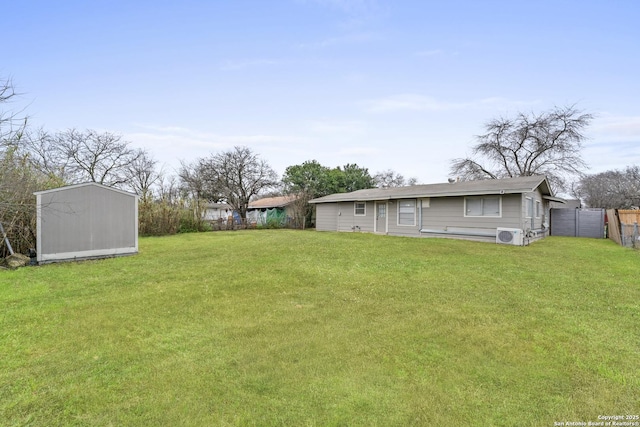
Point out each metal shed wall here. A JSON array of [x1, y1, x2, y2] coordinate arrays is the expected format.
[[35, 183, 138, 263], [314, 204, 339, 231], [550, 208, 604, 238]]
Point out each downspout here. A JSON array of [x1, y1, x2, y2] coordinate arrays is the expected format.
[[418, 199, 423, 230]]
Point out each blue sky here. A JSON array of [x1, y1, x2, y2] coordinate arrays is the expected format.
[[3, 0, 640, 186]]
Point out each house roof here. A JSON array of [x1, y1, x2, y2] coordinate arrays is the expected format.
[[205, 202, 232, 209], [248, 195, 298, 209], [33, 182, 139, 198], [309, 175, 556, 204]]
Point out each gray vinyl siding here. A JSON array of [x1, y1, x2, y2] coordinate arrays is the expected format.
[[521, 190, 546, 231], [315, 203, 338, 231], [314, 202, 376, 233], [421, 195, 521, 231], [336, 201, 375, 232], [416, 195, 521, 242], [314, 195, 525, 237], [36, 184, 137, 262], [387, 200, 419, 237]]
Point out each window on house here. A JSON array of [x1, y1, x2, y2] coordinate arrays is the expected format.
[[354, 202, 366, 216], [536, 200, 541, 218], [464, 196, 501, 217], [526, 197, 534, 218], [398, 199, 416, 225]]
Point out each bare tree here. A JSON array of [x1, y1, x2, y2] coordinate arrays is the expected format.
[[0, 77, 38, 256], [51, 129, 143, 187], [178, 159, 223, 202], [0, 147, 55, 256], [23, 128, 71, 184], [176, 159, 217, 230], [0, 77, 27, 148], [577, 166, 640, 208], [199, 146, 278, 221], [374, 169, 418, 188], [157, 173, 180, 203], [125, 150, 160, 200], [450, 105, 592, 192]]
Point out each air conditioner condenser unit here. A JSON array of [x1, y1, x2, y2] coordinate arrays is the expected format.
[[496, 228, 524, 246]]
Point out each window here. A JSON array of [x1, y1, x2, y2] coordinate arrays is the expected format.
[[354, 202, 366, 216], [526, 197, 534, 218], [398, 199, 416, 225], [535, 200, 541, 218], [464, 196, 501, 217]]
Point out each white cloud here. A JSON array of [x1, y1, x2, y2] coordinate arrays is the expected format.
[[125, 125, 308, 173], [591, 114, 640, 142]]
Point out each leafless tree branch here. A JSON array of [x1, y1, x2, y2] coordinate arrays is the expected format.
[[450, 105, 592, 192]]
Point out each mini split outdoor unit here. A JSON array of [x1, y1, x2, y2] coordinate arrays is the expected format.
[[496, 228, 524, 246]]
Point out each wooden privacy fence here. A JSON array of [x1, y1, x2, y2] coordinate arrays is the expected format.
[[607, 209, 640, 248]]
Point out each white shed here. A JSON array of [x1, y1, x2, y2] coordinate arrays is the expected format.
[[34, 183, 138, 264]]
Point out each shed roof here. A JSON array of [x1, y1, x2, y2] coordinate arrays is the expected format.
[[34, 182, 138, 198], [309, 175, 555, 204], [248, 195, 298, 209]]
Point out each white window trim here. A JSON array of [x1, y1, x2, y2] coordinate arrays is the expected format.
[[526, 197, 534, 219], [354, 201, 366, 216], [463, 196, 502, 218], [535, 200, 542, 218], [397, 199, 417, 226]]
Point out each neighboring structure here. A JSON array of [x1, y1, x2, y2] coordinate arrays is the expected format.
[[247, 195, 299, 227], [309, 175, 564, 245], [550, 198, 581, 209], [34, 183, 138, 263], [203, 202, 233, 222]]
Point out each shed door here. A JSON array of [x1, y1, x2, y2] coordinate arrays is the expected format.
[[375, 202, 387, 233]]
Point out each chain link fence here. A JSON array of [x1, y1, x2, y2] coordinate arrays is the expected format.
[[621, 222, 640, 248]]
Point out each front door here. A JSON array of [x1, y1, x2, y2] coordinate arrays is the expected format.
[[375, 202, 387, 233]]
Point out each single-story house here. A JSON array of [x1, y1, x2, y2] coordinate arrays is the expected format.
[[203, 202, 234, 221], [247, 195, 299, 226], [34, 182, 138, 263], [309, 175, 564, 245]]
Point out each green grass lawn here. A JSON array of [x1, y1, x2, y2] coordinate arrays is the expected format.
[[1, 231, 639, 426]]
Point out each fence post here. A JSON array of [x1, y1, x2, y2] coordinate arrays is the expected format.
[[634, 222, 639, 249]]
